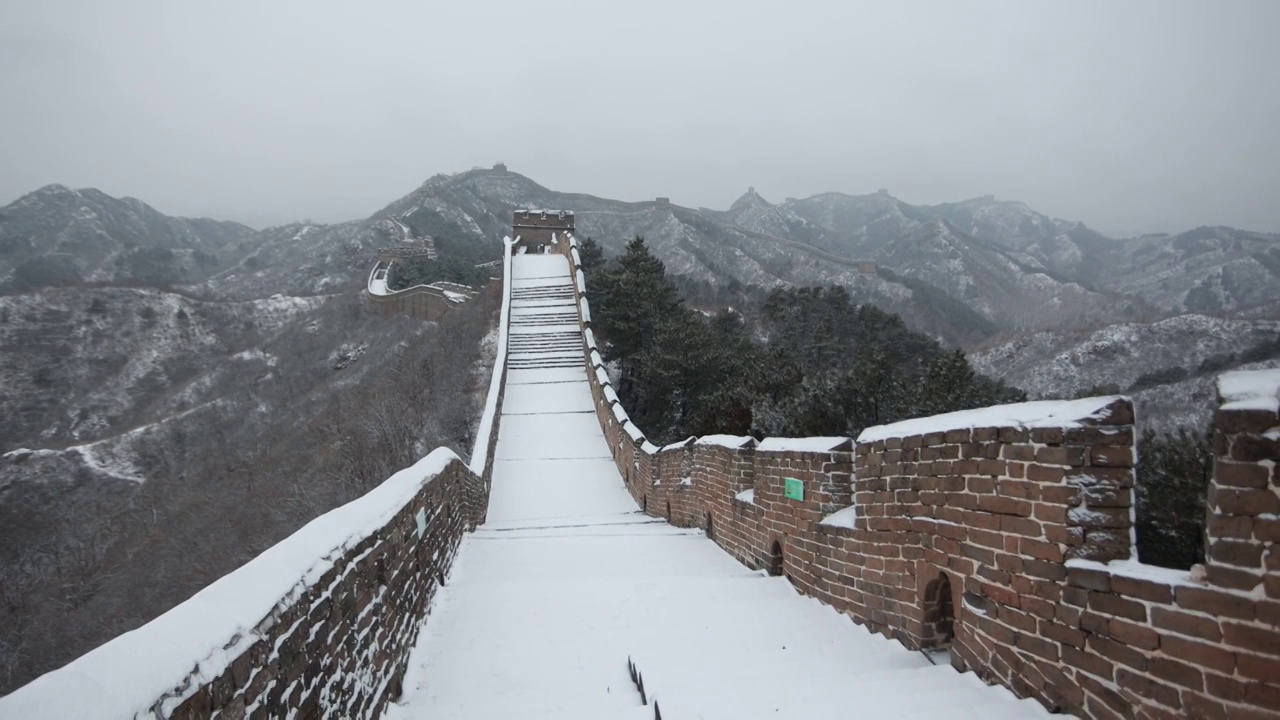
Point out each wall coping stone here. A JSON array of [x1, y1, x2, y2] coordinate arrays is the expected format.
[[858, 396, 1127, 444], [693, 434, 757, 450], [758, 436, 852, 452]]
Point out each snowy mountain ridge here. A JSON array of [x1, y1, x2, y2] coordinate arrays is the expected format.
[[3, 168, 1277, 436]]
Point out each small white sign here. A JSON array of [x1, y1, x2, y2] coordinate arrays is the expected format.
[[415, 508, 427, 539]]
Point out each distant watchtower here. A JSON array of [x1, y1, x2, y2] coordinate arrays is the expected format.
[[512, 210, 575, 254]]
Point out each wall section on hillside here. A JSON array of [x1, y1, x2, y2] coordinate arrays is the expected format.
[[564, 234, 1280, 719]]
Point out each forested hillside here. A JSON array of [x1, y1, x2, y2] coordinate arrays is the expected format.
[[580, 235, 1221, 573], [0, 184, 502, 694], [580, 236, 1022, 445], [0, 296, 496, 693]]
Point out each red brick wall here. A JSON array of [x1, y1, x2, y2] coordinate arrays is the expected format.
[[564, 233, 1280, 719], [512, 210, 574, 251]]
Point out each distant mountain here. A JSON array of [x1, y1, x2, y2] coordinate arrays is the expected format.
[[3, 169, 1277, 432], [1094, 226, 1280, 316], [0, 185, 254, 293]]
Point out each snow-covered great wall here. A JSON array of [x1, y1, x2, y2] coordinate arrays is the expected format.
[[559, 233, 1280, 719], [2, 220, 1277, 719], [0, 241, 517, 718]]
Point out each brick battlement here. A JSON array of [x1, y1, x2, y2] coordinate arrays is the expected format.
[[563, 234, 1280, 719], [512, 210, 574, 254]]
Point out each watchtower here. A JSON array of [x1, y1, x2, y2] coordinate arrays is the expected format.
[[512, 210, 574, 254]]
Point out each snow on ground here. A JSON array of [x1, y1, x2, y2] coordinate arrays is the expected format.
[[369, 272, 389, 296], [387, 255, 1049, 719], [1218, 368, 1280, 412], [858, 396, 1124, 444]]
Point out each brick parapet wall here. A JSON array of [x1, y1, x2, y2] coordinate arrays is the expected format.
[[511, 209, 574, 251], [561, 234, 1280, 718], [1206, 402, 1280, 597], [171, 459, 483, 719]]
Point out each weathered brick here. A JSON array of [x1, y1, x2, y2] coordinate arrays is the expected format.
[[1210, 486, 1280, 516], [1150, 606, 1222, 642], [976, 495, 1032, 517], [1013, 632, 1059, 661], [1205, 562, 1262, 591], [1067, 566, 1112, 592], [1030, 428, 1065, 444], [999, 428, 1029, 443], [977, 458, 1007, 476], [1040, 485, 1082, 505], [1020, 537, 1063, 562], [1041, 619, 1085, 648], [1256, 516, 1280, 543], [1238, 650, 1280, 683], [1090, 445, 1134, 467], [1022, 558, 1066, 582], [1083, 485, 1132, 507], [1046, 524, 1084, 546], [1027, 464, 1066, 483], [1148, 657, 1204, 691], [1223, 621, 1280, 655], [1081, 674, 1131, 717], [1033, 502, 1068, 524], [1088, 635, 1149, 672], [967, 476, 995, 493], [1110, 575, 1172, 604], [1117, 667, 1182, 711], [1002, 444, 1035, 462], [1214, 460, 1271, 488], [1231, 433, 1280, 463], [1208, 538, 1264, 568], [1108, 617, 1159, 650], [1207, 513, 1254, 539], [1063, 644, 1114, 680], [1161, 634, 1235, 675], [1215, 408, 1280, 435]]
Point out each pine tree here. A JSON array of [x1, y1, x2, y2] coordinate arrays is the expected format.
[[916, 349, 978, 417], [577, 236, 605, 276], [593, 236, 682, 367], [1135, 427, 1211, 569]]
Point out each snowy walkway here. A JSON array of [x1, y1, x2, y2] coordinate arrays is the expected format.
[[386, 254, 1049, 719]]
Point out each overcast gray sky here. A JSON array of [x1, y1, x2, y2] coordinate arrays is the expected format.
[[1, 0, 1277, 235]]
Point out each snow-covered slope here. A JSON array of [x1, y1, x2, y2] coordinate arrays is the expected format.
[[970, 314, 1280, 430]]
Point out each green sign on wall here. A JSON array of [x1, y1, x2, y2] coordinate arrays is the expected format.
[[784, 477, 804, 501]]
